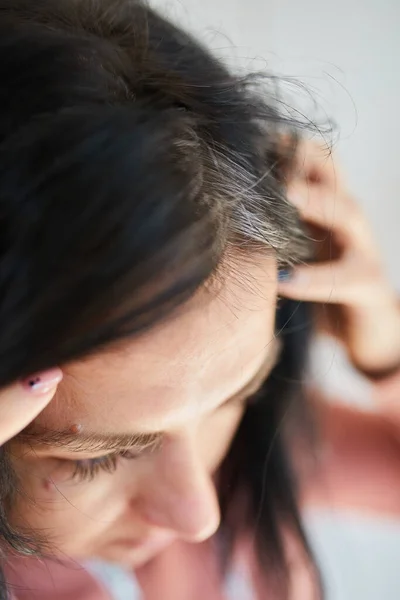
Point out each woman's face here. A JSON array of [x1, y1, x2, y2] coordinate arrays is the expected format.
[[10, 257, 279, 568]]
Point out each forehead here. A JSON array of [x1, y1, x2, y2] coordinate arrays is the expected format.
[[37, 257, 278, 434]]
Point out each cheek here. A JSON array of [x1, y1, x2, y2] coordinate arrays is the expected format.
[[7, 454, 130, 553], [198, 403, 244, 472]]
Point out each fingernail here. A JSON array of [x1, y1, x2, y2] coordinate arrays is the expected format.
[[21, 368, 63, 394], [278, 268, 293, 283]]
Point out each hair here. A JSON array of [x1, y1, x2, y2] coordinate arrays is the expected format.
[[0, 1, 320, 598]]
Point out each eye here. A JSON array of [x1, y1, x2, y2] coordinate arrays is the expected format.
[[68, 450, 139, 483]]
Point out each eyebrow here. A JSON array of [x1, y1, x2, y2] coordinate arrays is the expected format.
[[18, 428, 162, 455], [17, 340, 281, 456]]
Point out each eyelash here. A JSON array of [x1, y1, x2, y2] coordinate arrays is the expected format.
[[70, 450, 139, 483], [60, 390, 265, 484]]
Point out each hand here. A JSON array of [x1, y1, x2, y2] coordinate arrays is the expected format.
[[278, 140, 400, 376], [0, 368, 62, 445]]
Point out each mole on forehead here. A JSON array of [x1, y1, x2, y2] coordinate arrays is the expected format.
[[69, 423, 82, 434], [20, 336, 282, 455]]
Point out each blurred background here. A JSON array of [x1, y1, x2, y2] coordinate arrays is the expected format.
[[148, 1, 400, 598]]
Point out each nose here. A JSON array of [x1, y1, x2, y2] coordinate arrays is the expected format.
[[138, 433, 221, 543]]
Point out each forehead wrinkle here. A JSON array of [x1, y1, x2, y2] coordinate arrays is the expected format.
[[17, 339, 281, 456], [203, 321, 279, 382]]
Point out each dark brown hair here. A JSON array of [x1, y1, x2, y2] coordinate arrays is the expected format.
[[0, 1, 318, 598]]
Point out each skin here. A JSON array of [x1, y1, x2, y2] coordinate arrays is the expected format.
[[0, 369, 62, 446], [280, 140, 400, 518], [1, 142, 400, 592], [280, 139, 400, 374], [9, 257, 280, 568]]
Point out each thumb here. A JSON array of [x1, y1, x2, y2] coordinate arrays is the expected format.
[[0, 368, 63, 445]]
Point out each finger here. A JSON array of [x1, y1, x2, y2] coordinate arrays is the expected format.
[[292, 138, 343, 187], [0, 368, 62, 445], [287, 181, 373, 250], [278, 263, 362, 304]]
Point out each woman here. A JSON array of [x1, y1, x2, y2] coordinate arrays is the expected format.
[[0, 1, 399, 599]]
